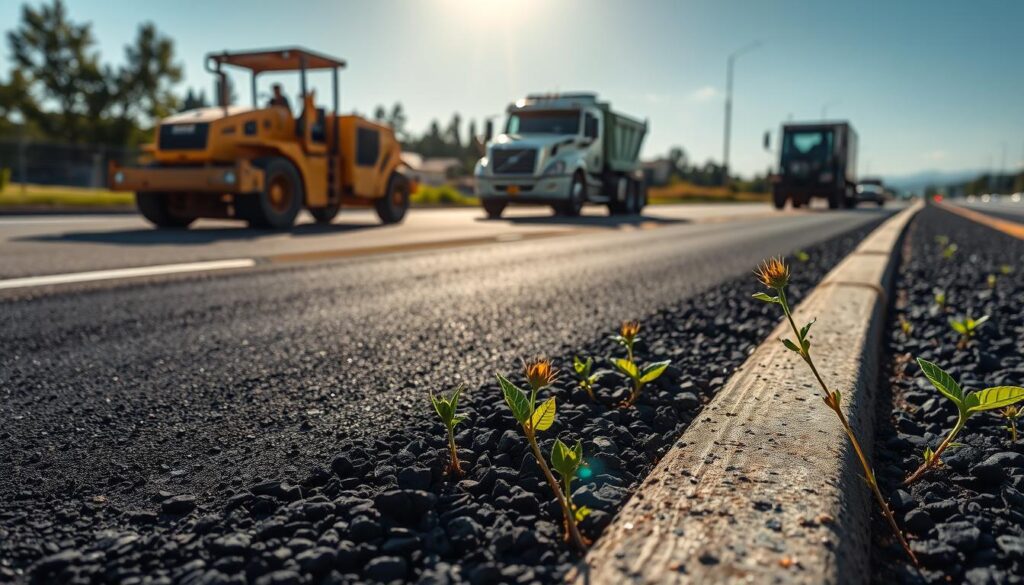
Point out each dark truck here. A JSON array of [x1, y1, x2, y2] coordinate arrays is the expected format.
[[772, 121, 858, 210]]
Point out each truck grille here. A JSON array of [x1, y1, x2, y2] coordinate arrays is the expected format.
[[158, 123, 209, 151], [491, 148, 537, 174]]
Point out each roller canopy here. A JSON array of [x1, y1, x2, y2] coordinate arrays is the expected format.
[[207, 47, 346, 72]]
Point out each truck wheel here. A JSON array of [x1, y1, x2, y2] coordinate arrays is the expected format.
[[136, 192, 196, 228], [310, 202, 341, 224], [608, 176, 631, 215], [482, 199, 506, 219], [239, 158, 303, 229], [633, 179, 646, 215], [827, 192, 842, 210], [772, 189, 786, 210], [375, 173, 410, 224], [556, 173, 585, 216]]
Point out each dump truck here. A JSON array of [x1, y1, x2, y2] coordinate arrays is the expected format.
[[772, 121, 858, 210], [474, 93, 647, 218], [110, 47, 411, 229]]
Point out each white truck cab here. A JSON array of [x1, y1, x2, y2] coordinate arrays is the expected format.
[[475, 93, 647, 218]]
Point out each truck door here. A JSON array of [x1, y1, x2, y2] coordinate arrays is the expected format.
[[583, 111, 602, 173]]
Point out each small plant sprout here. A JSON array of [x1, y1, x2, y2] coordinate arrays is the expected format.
[[904, 359, 1024, 485], [550, 438, 591, 544], [933, 290, 946, 309], [999, 264, 1014, 275], [942, 243, 959, 259], [609, 320, 670, 407], [898, 315, 913, 336], [987, 273, 998, 289], [1001, 405, 1021, 443], [752, 256, 918, 565], [430, 385, 467, 478], [794, 250, 810, 263], [949, 314, 989, 349], [935, 235, 950, 247], [572, 356, 603, 402], [497, 358, 587, 551]]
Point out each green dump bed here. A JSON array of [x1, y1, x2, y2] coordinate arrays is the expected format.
[[601, 107, 647, 173]]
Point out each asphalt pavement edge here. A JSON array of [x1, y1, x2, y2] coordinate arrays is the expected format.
[[570, 201, 924, 585]]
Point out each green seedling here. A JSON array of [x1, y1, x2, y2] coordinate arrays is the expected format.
[[610, 320, 671, 407], [933, 290, 946, 309], [1001, 405, 1021, 443], [430, 385, 467, 478], [942, 243, 958, 259], [949, 314, 989, 348], [550, 438, 592, 545], [904, 359, 1024, 485], [935, 235, 950, 247], [987, 274, 998, 289], [572, 356, 603, 402], [497, 358, 587, 551], [753, 257, 918, 566], [999, 264, 1014, 275], [898, 315, 913, 336], [794, 250, 810, 263]]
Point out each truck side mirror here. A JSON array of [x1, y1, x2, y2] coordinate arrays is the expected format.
[[484, 120, 494, 143]]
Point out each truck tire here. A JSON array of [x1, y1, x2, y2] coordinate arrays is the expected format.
[[136, 192, 196, 229], [556, 173, 585, 216], [772, 188, 786, 210], [375, 173, 410, 224], [310, 202, 341, 224], [238, 158, 303, 229], [608, 176, 633, 215], [633, 179, 647, 215], [482, 199, 506, 219], [827, 191, 842, 210]]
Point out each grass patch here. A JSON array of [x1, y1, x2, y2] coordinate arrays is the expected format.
[[647, 180, 768, 205], [0, 183, 134, 208], [410, 184, 478, 207]]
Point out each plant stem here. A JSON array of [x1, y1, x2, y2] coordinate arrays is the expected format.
[[525, 429, 587, 551], [903, 415, 964, 486], [447, 426, 463, 477], [776, 286, 918, 566], [562, 475, 582, 547], [1012, 419, 1018, 443]]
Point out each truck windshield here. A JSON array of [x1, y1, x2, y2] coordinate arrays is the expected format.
[[782, 130, 833, 164], [506, 111, 580, 135]]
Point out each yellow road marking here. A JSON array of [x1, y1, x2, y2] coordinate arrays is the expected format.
[[938, 202, 1024, 239]]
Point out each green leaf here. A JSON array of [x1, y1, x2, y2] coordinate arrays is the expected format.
[[430, 392, 451, 423], [950, 320, 967, 334], [639, 360, 671, 383], [613, 358, 639, 380], [917, 358, 964, 405], [799, 318, 816, 341], [550, 437, 580, 477], [781, 338, 800, 353], [574, 505, 592, 522], [531, 396, 556, 432], [965, 386, 1024, 413], [752, 292, 780, 303], [801, 338, 810, 352], [573, 356, 590, 376], [923, 446, 935, 463], [497, 374, 531, 424], [973, 315, 990, 329]]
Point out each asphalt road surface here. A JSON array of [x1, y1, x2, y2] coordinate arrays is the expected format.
[[958, 199, 1024, 223], [0, 203, 899, 518]]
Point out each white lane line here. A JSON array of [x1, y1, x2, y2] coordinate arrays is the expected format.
[[0, 258, 257, 291]]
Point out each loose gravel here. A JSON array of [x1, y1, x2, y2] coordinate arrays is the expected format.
[[1, 219, 883, 585], [874, 204, 1024, 584]]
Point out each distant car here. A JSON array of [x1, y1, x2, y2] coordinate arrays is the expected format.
[[1012, 193, 1022, 203], [855, 181, 886, 207]]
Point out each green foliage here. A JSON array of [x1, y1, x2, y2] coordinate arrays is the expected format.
[[934, 235, 950, 247], [550, 438, 591, 523], [431, 385, 467, 477], [608, 321, 670, 407], [898, 315, 913, 336], [497, 374, 533, 426], [933, 290, 946, 308], [949, 314, 989, 346], [908, 358, 1024, 483], [794, 250, 810, 263], [942, 243, 958, 259], [987, 274, 998, 289], [999, 264, 1014, 275], [410, 185, 478, 206], [572, 356, 603, 402]]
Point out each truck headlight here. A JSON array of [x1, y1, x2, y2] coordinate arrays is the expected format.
[[542, 160, 566, 176], [474, 157, 489, 176], [223, 170, 237, 184], [114, 171, 124, 184]]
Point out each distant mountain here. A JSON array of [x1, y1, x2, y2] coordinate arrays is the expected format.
[[880, 169, 983, 192]]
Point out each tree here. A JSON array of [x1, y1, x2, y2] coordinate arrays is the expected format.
[[445, 113, 462, 149], [182, 88, 207, 111], [373, 105, 387, 122], [214, 75, 237, 107], [667, 146, 689, 176], [6, 0, 108, 142], [115, 22, 182, 124], [467, 119, 478, 148], [387, 102, 408, 142]]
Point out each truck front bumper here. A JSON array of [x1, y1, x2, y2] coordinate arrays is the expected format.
[[475, 174, 573, 203], [108, 160, 264, 194]]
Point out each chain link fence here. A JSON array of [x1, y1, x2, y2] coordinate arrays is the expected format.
[[0, 138, 142, 189]]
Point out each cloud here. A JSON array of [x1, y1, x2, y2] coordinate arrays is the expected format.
[[690, 86, 720, 102], [922, 150, 947, 161]]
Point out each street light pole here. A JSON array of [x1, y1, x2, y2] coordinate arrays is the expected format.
[[723, 41, 763, 186]]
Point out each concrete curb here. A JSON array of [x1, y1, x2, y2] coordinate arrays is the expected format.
[[570, 201, 924, 585]]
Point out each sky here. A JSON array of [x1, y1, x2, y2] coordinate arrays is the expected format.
[[1, 0, 1022, 179]]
